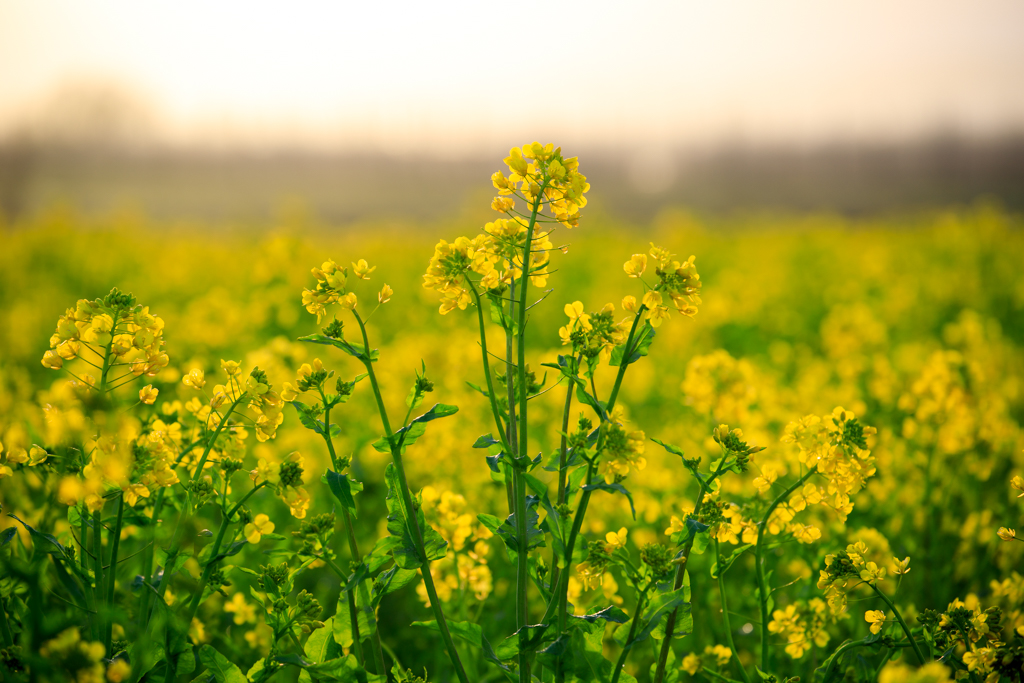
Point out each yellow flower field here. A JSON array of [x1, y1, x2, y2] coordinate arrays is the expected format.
[[0, 145, 1023, 683]]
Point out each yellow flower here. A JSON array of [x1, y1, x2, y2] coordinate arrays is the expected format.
[[491, 196, 514, 212], [183, 369, 206, 390], [891, 556, 911, 575], [753, 465, 778, 494], [997, 527, 1016, 541], [622, 295, 639, 313], [139, 385, 159, 405], [642, 290, 663, 309], [6, 447, 28, 465], [124, 482, 151, 507], [1012, 475, 1024, 497], [681, 653, 702, 675], [41, 349, 64, 369], [646, 305, 671, 328], [378, 284, 394, 304], [245, 514, 275, 544], [605, 527, 627, 552], [285, 487, 311, 519], [28, 445, 49, 466], [352, 259, 376, 280], [623, 253, 647, 278], [221, 359, 242, 376], [865, 610, 887, 634], [563, 301, 592, 330], [107, 659, 131, 682], [224, 593, 256, 625], [860, 561, 886, 583], [340, 292, 358, 310]]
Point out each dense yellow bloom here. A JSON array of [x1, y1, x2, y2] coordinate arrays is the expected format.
[[245, 513, 275, 543]]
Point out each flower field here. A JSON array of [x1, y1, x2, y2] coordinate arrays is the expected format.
[[1, 145, 1023, 683]]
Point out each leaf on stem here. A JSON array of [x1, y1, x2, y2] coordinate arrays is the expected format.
[[384, 463, 448, 569]]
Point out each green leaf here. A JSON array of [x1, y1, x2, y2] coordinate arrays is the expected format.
[[651, 437, 686, 460], [574, 385, 608, 421], [371, 566, 419, 608], [198, 645, 248, 683], [334, 595, 371, 649], [290, 402, 330, 436], [6, 513, 69, 557], [324, 469, 361, 519], [306, 617, 343, 664], [634, 585, 691, 645], [371, 403, 459, 453], [298, 334, 378, 362], [412, 620, 512, 673], [384, 463, 447, 568], [581, 481, 636, 520], [490, 503, 545, 561], [711, 543, 755, 578], [609, 320, 656, 367], [572, 605, 630, 624]]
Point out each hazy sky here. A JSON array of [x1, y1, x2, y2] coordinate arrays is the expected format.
[[2, 0, 1023, 153]]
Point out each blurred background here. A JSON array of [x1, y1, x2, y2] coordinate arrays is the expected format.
[[2, 0, 1024, 224]]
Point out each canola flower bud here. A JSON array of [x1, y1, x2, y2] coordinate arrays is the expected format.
[[997, 527, 1016, 541]]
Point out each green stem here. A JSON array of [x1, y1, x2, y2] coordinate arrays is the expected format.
[[182, 483, 266, 629], [0, 598, 13, 647], [79, 504, 89, 572], [755, 467, 817, 673], [467, 283, 515, 514], [714, 540, 752, 683], [547, 353, 577, 596], [609, 590, 648, 683], [91, 507, 104, 642], [352, 311, 470, 683], [319, 387, 387, 676], [512, 189, 545, 683], [653, 473, 716, 683], [870, 585, 926, 665], [553, 309, 645, 678], [320, 554, 364, 667], [103, 493, 125, 651], [142, 396, 245, 633]]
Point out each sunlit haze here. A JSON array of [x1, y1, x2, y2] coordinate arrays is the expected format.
[[2, 0, 1024, 154]]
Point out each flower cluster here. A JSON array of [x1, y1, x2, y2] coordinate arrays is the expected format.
[[557, 301, 629, 362], [424, 143, 588, 314], [490, 142, 590, 229], [816, 541, 904, 614], [622, 243, 702, 326], [767, 599, 831, 658], [782, 407, 877, 521], [41, 288, 169, 380], [418, 487, 494, 604]]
